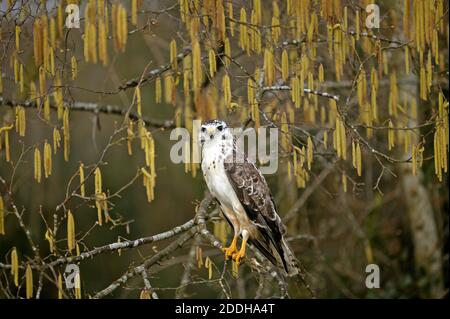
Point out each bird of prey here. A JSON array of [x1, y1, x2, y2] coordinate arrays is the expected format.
[[199, 120, 298, 276]]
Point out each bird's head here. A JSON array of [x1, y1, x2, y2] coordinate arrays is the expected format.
[[199, 120, 233, 146]]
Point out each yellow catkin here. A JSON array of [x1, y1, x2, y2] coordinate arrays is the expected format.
[[247, 78, 255, 106], [58, 273, 63, 299], [182, 59, 191, 99], [0, 196, 4, 235], [357, 70, 366, 108], [319, 64, 324, 82], [434, 131, 440, 180], [342, 172, 347, 193], [170, 39, 178, 70], [113, 4, 128, 52], [33, 18, 42, 66], [75, 272, 81, 299], [271, 14, 281, 44], [63, 108, 70, 161], [127, 119, 134, 155], [371, 84, 378, 122], [355, 9, 360, 40], [352, 140, 357, 168], [29, 82, 38, 107], [11, 247, 19, 286], [205, 257, 213, 280], [89, 22, 97, 63], [222, 74, 231, 108], [239, 8, 248, 51], [26, 264, 33, 299], [3, 126, 12, 162], [336, 117, 344, 160], [57, 5, 64, 38], [50, 18, 56, 48], [135, 86, 142, 116], [334, 116, 346, 160], [49, 48, 55, 76], [356, 142, 362, 176], [13, 56, 19, 84], [227, 2, 235, 36], [292, 148, 298, 181], [79, 163, 85, 197], [98, 19, 108, 66], [426, 50, 432, 91], [15, 106, 26, 137], [164, 74, 174, 105], [42, 16, 49, 70], [388, 120, 395, 150], [53, 128, 61, 154], [208, 48, 216, 77], [54, 75, 63, 119], [281, 49, 289, 82], [192, 40, 202, 91], [196, 246, 203, 268], [34, 147, 42, 183], [120, 5, 128, 52], [45, 229, 55, 253], [96, 193, 105, 226], [43, 141, 52, 178], [264, 47, 274, 85], [141, 136, 156, 202], [95, 167, 102, 194], [19, 63, 24, 93], [153, 76, 161, 104], [224, 37, 231, 67], [15, 25, 21, 51], [341, 119, 347, 160], [67, 210, 75, 252], [112, 3, 118, 49], [71, 56, 77, 80], [388, 71, 398, 117], [39, 66, 46, 95], [307, 136, 313, 170], [131, 0, 138, 26], [43, 96, 50, 121]]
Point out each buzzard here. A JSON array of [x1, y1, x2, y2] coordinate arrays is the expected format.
[[199, 120, 298, 276]]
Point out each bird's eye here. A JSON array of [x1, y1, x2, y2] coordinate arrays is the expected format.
[[217, 125, 223, 131], [201, 127, 206, 132]]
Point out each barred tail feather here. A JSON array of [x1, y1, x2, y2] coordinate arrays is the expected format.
[[280, 239, 299, 276]]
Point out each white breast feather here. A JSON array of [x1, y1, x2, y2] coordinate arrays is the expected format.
[[201, 140, 245, 219]]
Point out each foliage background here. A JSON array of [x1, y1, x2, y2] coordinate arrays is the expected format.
[[0, 0, 448, 298]]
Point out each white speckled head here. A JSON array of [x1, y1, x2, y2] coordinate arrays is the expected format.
[[199, 120, 233, 147]]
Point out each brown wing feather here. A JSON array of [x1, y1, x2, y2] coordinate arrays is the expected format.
[[223, 153, 290, 271]]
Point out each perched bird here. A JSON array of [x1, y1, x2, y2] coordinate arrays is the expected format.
[[199, 120, 298, 276]]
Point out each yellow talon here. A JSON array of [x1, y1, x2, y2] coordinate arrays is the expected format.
[[232, 238, 247, 264], [222, 236, 238, 260]]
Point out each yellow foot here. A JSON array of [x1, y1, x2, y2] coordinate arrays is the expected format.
[[232, 250, 245, 264], [221, 236, 238, 260], [232, 238, 247, 265]]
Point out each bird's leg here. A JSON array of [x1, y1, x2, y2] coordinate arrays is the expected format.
[[222, 236, 238, 260], [233, 230, 249, 265]]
